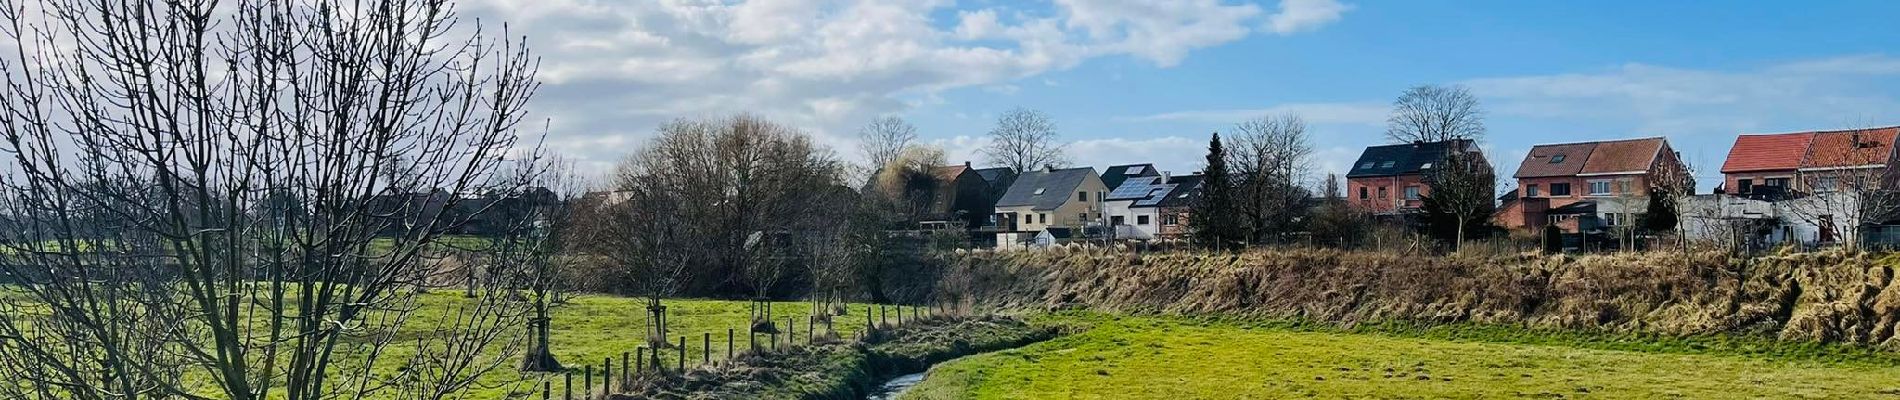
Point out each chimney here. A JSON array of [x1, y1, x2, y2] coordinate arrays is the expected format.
[[1043, 164, 1056, 172], [964, 161, 972, 168], [1162, 171, 1172, 183]]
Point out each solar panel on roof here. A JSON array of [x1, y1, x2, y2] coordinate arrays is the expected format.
[[1134, 184, 1176, 206], [1106, 176, 1161, 200]]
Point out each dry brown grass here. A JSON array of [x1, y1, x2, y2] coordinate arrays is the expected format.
[[938, 247, 1900, 349]]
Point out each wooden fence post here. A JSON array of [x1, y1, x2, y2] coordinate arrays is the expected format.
[[677, 336, 686, 371], [703, 332, 711, 364], [621, 351, 629, 386], [542, 381, 550, 400], [563, 370, 572, 400], [727, 328, 735, 361], [636, 347, 645, 376], [787, 316, 795, 346], [807, 317, 814, 344], [583, 365, 592, 399]]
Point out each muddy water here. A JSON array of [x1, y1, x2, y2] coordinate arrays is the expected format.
[[866, 372, 926, 399]]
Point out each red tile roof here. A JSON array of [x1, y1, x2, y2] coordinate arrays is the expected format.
[[1720, 133, 1814, 173], [1579, 138, 1667, 175], [1513, 142, 1596, 178], [1804, 127, 1900, 169]]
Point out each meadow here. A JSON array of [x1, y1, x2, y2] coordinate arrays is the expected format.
[[900, 313, 1900, 399]]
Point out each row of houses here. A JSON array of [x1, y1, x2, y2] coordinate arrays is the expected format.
[[917, 125, 1900, 251]]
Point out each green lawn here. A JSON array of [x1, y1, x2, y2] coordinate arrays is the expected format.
[[3, 288, 902, 399], [902, 314, 1900, 399]]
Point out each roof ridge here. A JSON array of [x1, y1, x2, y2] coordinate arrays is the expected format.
[[1748, 125, 1900, 136], [1527, 136, 1664, 147]]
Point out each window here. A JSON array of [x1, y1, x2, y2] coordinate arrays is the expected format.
[[1420, 162, 1434, 170], [1526, 185, 1540, 197], [1078, 191, 1087, 202], [1078, 213, 1088, 222], [1736, 179, 1753, 194], [1589, 180, 1612, 195], [1816, 176, 1840, 192], [1765, 177, 1791, 187], [1379, 161, 1396, 168], [1163, 214, 1179, 226], [1033, 188, 1045, 195], [1359, 162, 1374, 169], [1549, 154, 1566, 163], [1111, 216, 1125, 225], [1359, 187, 1369, 199], [1038, 213, 1047, 224], [1137, 215, 1151, 225], [1127, 166, 1145, 174], [1404, 186, 1421, 200], [1378, 187, 1388, 199], [1549, 183, 1571, 196]]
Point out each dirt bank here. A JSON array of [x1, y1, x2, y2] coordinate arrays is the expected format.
[[937, 248, 1900, 350]]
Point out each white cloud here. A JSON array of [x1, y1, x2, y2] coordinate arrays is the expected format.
[[1266, 0, 1351, 35], [1121, 102, 1388, 125], [458, 0, 1345, 169]]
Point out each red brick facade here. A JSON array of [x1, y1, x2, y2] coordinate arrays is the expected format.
[[1346, 174, 1429, 214]]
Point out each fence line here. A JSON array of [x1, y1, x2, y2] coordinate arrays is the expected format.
[[544, 302, 942, 399]]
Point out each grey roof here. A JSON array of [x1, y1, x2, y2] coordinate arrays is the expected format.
[[1101, 164, 1159, 190], [972, 167, 1016, 184], [995, 167, 1097, 211]]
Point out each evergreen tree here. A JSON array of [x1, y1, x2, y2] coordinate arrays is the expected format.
[[1193, 133, 1247, 249]]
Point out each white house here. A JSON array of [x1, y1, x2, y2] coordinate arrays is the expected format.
[[1101, 173, 1189, 241]]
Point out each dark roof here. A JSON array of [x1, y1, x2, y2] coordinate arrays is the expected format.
[[994, 167, 1098, 211], [1153, 174, 1204, 208], [1345, 140, 1471, 178], [1101, 164, 1160, 190], [1547, 200, 1597, 215], [971, 167, 1016, 184], [1041, 227, 1075, 239]]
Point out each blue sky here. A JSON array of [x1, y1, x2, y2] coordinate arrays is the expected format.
[[475, 0, 1900, 192]]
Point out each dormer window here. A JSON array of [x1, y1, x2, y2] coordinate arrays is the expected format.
[[1549, 154, 1566, 163], [1127, 166, 1144, 174]]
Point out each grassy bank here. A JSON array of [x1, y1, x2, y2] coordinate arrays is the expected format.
[[940, 248, 1900, 349], [624, 316, 1056, 400], [901, 313, 1900, 399]]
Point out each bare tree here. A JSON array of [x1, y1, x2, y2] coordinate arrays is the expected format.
[[1386, 85, 1486, 143], [981, 107, 1068, 173], [1420, 147, 1497, 250], [1227, 114, 1314, 244], [507, 155, 586, 372], [859, 116, 919, 176], [0, 0, 544, 398], [1781, 125, 1900, 251]]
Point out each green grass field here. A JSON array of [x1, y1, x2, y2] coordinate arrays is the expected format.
[[2, 288, 895, 399], [901, 314, 1900, 399]]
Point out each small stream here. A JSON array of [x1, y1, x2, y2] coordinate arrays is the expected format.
[[866, 372, 926, 399]]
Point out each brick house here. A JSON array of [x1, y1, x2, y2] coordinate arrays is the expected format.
[[1498, 137, 1690, 233], [1710, 126, 1900, 246], [1344, 139, 1480, 215]]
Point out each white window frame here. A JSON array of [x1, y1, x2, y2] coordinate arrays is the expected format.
[[1588, 180, 1612, 196]]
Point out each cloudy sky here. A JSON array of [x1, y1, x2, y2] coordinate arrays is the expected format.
[[467, 0, 1900, 191]]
